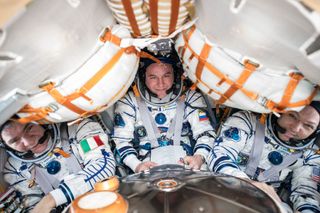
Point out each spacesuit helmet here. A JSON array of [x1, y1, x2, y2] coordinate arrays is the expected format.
[[0, 119, 59, 163], [137, 48, 184, 106], [267, 101, 320, 150]]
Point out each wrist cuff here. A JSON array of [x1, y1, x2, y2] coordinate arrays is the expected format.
[[123, 155, 141, 172], [50, 188, 67, 207]]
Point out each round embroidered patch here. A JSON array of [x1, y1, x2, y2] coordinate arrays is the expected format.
[[223, 127, 241, 142], [155, 113, 167, 125], [268, 151, 283, 165], [47, 160, 61, 175]]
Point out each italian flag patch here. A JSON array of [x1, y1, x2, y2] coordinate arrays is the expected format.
[[79, 135, 105, 154]]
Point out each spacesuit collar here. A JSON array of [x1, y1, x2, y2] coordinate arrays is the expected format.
[[144, 90, 177, 106]]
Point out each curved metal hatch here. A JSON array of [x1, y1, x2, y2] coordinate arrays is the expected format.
[[119, 165, 282, 213]]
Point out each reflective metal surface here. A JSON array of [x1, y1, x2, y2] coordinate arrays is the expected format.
[[119, 165, 283, 213]]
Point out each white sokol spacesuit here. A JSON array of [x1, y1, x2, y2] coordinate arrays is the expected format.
[[113, 90, 215, 172], [112, 52, 215, 172], [3, 119, 115, 211], [207, 110, 320, 213]]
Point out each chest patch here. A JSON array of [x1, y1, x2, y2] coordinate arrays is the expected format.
[[155, 113, 167, 125], [79, 135, 105, 154], [136, 126, 147, 138], [198, 110, 209, 121], [312, 166, 320, 182], [237, 152, 249, 166], [223, 127, 241, 142], [46, 160, 61, 175], [114, 113, 125, 127], [268, 151, 283, 165]]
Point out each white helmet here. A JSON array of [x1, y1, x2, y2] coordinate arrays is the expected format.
[[137, 49, 184, 106], [0, 122, 60, 163], [266, 101, 320, 150]]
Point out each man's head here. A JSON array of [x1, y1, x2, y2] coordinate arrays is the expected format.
[[276, 105, 320, 142], [270, 101, 320, 149], [0, 120, 49, 154], [137, 49, 183, 106], [145, 62, 174, 99]]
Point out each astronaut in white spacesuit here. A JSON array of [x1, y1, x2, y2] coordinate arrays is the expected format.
[[0, 118, 116, 213], [112, 50, 216, 173], [207, 102, 320, 212]]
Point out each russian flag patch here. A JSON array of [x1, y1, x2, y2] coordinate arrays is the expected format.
[[79, 135, 105, 154], [198, 110, 208, 121]]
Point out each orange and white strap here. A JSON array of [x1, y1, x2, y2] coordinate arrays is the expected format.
[[149, 0, 159, 35], [217, 60, 258, 105], [121, 0, 141, 37], [18, 29, 137, 123], [179, 28, 254, 99], [265, 73, 319, 113], [168, 0, 180, 35], [18, 105, 52, 124], [179, 27, 317, 113]]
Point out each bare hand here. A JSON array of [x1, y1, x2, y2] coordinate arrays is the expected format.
[[183, 154, 205, 170], [31, 194, 56, 213], [135, 161, 158, 173]]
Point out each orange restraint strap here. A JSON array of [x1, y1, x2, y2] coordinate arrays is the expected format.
[[178, 27, 318, 113], [178, 27, 226, 97], [100, 28, 121, 45], [178, 25, 195, 63], [177, 27, 257, 108], [18, 105, 52, 124], [22, 30, 131, 122], [139, 50, 161, 63], [195, 43, 211, 80], [122, 0, 141, 37], [41, 48, 125, 114], [277, 73, 304, 110], [266, 73, 319, 112], [217, 60, 258, 105], [149, 0, 159, 35], [132, 84, 140, 98], [287, 85, 319, 108]]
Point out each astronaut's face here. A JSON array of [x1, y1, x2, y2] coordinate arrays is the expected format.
[[277, 106, 319, 142], [1, 121, 48, 153], [145, 63, 174, 99]]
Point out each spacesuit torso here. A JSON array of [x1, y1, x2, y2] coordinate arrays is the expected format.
[[207, 111, 320, 212], [113, 90, 215, 171], [3, 119, 115, 211]]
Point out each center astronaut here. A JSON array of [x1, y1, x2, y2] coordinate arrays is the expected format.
[[112, 48, 216, 173]]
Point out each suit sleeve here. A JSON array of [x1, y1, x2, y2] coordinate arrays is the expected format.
[[112, 92, 142, 172], [184, 91, 216, 159], [50, 119, 116, 206], [290, 149, 320, 213], [4, 158, 43, 211], [207, 111, 255, 179]]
